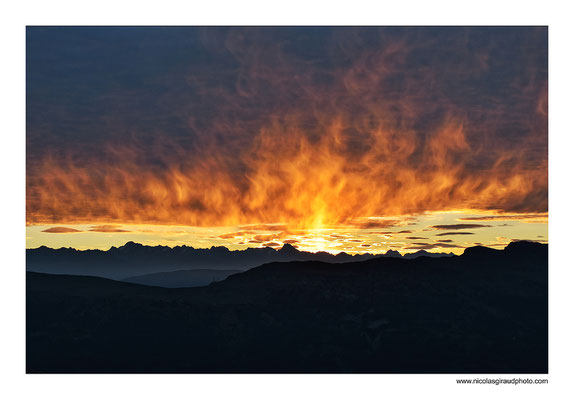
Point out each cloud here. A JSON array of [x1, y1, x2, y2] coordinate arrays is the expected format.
[[435, 239, 453, 243], [430, 224, 491, 230], [252, 233, 290, 242], [26, 28, 547, 227], [41, 227, 83, 233], [218, 230, 256, 239], [88, 225, 130, 233], [253, 234, 274, 242], [458, 214, 547, 222], [238, 224, 287, 231], [397, 230, 413, 234], [351, 220, 401, 229], [435, 232, 475, 236], [218, 232, 239, 239], [405, 243, 463, 250], [405, 236, 426, 240]]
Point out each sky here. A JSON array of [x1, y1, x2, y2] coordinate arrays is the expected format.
[[26, 27, 548, 254]]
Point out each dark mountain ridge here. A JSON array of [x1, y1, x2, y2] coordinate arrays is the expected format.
[[26, 241, 453, 279], [122, 268, 242, 288], [27, 241, 547, 373]]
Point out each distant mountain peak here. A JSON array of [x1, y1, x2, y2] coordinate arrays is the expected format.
[[505, 240, 545, 251], [462, 245, 500, 258], [278, 243, 300, 255], [122, 241, 144, 248]]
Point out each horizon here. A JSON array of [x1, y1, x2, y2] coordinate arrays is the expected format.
[[26, 236, 545, 256], [26, 27, 547, 255], [26, 209, 547, 254]]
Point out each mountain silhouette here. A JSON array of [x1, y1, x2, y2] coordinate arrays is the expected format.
[[122, 269, 242, 288], [380, 249, 402, 258], [27, 241, 547, 373], [402, 249, 455, 259], [26, 242, 454, 280]]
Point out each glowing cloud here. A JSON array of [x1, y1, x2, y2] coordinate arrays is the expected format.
[[27, 27, 548, 231], [41, 227, 83, 233], [88, 225, 130, 233], [431, 224, 491, 230], [435, 232, 475, 237]]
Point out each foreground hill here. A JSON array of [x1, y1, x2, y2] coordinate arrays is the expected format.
[[26, 241, 547, 373], [26, 242, 452, 280]]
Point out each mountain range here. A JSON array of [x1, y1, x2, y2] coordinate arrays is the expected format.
[[26, 241, 454, 280]]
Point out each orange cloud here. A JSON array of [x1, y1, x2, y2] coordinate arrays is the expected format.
[[88, 225, 130, 233], [27, 28, 547, 230], [41, 227, 83, 233], [458, 214, 548, 222], [435, 232, 475, 237], [238, 225, 287, 231], [431, 224, 491, 230], [405, 243, 463, 250]]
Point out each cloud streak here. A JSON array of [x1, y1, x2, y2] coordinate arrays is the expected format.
[[41, 227, 83, 233], [431, 224, 491, 230], [435, 232, 475, 237], [405, 243, 463, 250], [88, 225, 130, 233], [458, 214, 547, 222]]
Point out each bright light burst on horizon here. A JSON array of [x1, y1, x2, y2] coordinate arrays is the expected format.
[[26, 210, 548, 255], [26, 27, 547, 254]]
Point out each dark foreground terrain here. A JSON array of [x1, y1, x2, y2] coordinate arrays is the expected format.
[[27, 241, 547, 373]]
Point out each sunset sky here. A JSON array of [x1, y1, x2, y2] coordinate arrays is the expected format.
[[26, 26, 548, 254]]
